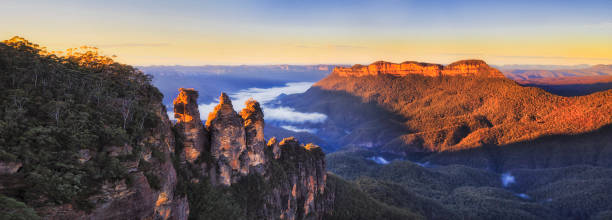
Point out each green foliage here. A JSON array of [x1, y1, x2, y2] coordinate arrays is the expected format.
[[0, 37, 163, 210], [323, 174, 422, 220], [230, 174, 272, 219], [138, 159, 161, 190], [0, 195, 41, 220], [185, 180, 245, 220], [327, 149, 612, 219], [151, 145, 166, 163], [144, 172, 161, 191]]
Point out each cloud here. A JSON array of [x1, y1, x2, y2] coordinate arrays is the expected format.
[[415, 161, 431, 168], [167, 111, 175, 121], [197, 82, 327, 124], [230, 82, 314, 110], [281, 125, 317, 133], [198, 102, 219, 120], [264, 107, 327, 123], [501, 172, 516, 187], [367, 156, 390, 165], [516, 193, 531, 200]]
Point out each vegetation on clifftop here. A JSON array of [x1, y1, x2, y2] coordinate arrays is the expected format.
[[0, 37, 163, 210]]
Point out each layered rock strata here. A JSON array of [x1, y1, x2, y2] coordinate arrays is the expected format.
[[173, 88, 208, 163], [173, 90, 328, 220], [205, 93, 250, 186], [240, 98, 267, 175], [333, 59, 504, 78]]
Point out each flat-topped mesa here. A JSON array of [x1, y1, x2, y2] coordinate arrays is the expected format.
[[206, 92, 249, 186], [333, 61, 442, 77], [332, 59, 504, 78], [173, 88, 207, 163], [239, 98, 267, 174], [441, 59, 505, 78]]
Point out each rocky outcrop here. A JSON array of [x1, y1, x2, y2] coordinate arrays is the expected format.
[[332, 59, 504, 78], [266, 138, 327, 220], [206, 93, 250, 186], [172, 88, 329, 219], [240, 98, 267, 175], [173, 88, 208, 163], [442, 60, 505, 77]]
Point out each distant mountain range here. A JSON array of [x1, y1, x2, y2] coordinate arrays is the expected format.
[[496, 65, 612, 96], [140, 65, 339, 107], [502, 64, 612, 80]]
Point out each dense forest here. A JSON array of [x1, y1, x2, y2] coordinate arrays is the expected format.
[[0, 37, 166, 217]]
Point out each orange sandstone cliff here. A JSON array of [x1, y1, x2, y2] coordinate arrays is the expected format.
[[332, 59, 504, 78], [173, 89, 329, 219]]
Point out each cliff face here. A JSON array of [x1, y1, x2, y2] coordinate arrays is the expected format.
[[332, 59, 504, 78], [240, 99, 267, 174], [173, 88, 208, 164], [37, 104, 189, 220], [206, 93, 250, 186], [287, 59, 612, 156], [173, 89, 329, 220], [263, 138, 327, 220]]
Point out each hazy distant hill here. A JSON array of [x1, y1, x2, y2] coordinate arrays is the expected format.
[[503, 64, 612, 80], [140, 65, 340, 106], [496, 64, 591, 71], [515, 76, 612, 96], [500, 65, 612, 96]]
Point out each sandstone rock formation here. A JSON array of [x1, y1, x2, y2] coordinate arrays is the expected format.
[[441, 60, 505, 77], [332, 59, 504, 78], [272, 138, 327, 219], [240, 98, 267, 175], [292, 59, 612, 156], [173, 88, 208, 163], [172, 88, 329, 219], [206, 92, 250, 186]]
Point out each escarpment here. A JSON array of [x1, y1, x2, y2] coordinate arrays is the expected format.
[[289, 59, 612, 158], [173, 89, 329, 220], [332, 59, 504, 78]]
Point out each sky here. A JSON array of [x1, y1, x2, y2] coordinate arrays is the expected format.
[[1, 0, 612, 66]]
